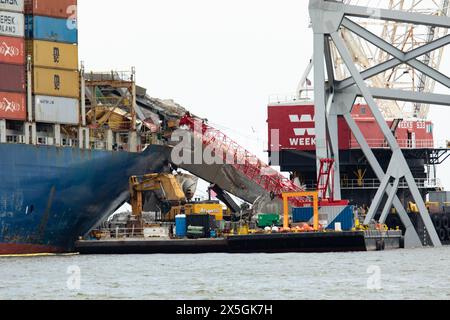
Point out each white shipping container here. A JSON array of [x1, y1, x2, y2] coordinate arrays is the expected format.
[[34, 95, 79, 125], [0, 0, 24, 13], [0, 11, 24, 37]]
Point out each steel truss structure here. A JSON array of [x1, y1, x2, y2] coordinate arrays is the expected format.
[[309, 0, 450, 247], [339, 0, 450, 119]]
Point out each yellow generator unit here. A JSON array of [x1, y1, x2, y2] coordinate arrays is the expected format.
[[185, 201, 224, 221]]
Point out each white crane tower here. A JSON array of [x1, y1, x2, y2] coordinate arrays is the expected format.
[[300, 1, 450, 119], [307, 0, 450, 248], [338, 0, 450, 119]]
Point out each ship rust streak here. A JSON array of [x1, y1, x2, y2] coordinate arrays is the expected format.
[[38, 187, 56, 239]]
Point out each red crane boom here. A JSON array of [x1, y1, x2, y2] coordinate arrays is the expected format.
[[179, 114, 308, 206]]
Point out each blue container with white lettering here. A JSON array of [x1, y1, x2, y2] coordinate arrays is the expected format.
[[25, 15, 78, 44]]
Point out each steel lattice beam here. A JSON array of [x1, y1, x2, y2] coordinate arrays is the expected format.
[[336, 31, 450, 90], [341, 18, 450, 89], [309, 0, 449, 247], [320, 1, 450, 28], [340, 87, 450, 106]]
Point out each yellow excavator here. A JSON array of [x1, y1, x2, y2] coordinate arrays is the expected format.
[[129, 173, 187, 223], [129, 173, 231, 230]]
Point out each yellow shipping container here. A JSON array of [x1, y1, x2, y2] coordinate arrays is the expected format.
[[185, 203, 224, 221], [33, 67, 80, 99], [27, 40, 78, 71]]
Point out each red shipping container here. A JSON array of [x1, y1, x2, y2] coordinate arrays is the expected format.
[[0, 92, 27, 120], [0, 36, 25, 65], [25, 0, 77, 19], [0, 63, 26, 93]]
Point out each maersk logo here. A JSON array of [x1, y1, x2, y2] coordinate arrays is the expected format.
[[0, 97, 22, 113], [289, 114, 316, 147], [0, 41, 20, 57]]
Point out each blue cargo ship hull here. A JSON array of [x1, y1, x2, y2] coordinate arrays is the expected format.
[[0, 143, 171, 255]]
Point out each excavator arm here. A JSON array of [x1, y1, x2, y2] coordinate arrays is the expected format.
[[129, 174, 187, 218]]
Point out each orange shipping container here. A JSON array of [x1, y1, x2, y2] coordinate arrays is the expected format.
[[0, 36, 25, 65], [33, 67, 79, 99], [25, 0, 77, 19], [27, 40, 78, 70], [0, 92, 26, 120]]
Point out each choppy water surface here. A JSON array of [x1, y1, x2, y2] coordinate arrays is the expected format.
[[1, 247, 450, 300]]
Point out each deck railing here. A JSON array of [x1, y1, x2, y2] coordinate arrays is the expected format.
[[269, 90, 314, 104], [301, 178, 441, 190], [349, 139, 447, 150], [84, 71, 134, 82], [90, 226, 172, 240]]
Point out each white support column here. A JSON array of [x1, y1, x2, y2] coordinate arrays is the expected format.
[[84, 128, 90, 150], [78, 127, 84, 149], [129, 131, 138, 153], [54, 124, 61, 147], [26, 55, 36, 145], [326, 93, 342, 200], [313, 33, 328, 173], [27, 55, 33, 123], [131, 81, 137, 131], [24, 123, 30, 145], [326, 113, 342, 200], [78, 127, 90, 150], [31, 123, 37, 145], [115, 132, 121, 150], [309, 0, 343, 183], [106, 129, 113, 151], [0, 119, 6, 143], [80, 62, 86, 127]]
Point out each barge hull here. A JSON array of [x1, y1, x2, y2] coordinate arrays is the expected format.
[[76, 231, 402, 255], [227, 232, 367, 254], [75, 239, 229, 255]]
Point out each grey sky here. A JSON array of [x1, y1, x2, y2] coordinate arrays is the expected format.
[[78, 0, 450, 191]]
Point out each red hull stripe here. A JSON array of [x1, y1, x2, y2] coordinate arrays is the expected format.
[[0, 243, 66, 255]]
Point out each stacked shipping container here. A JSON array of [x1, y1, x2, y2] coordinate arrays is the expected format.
[[25, 0, 79, 125], [0, 1, 27, 121]]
